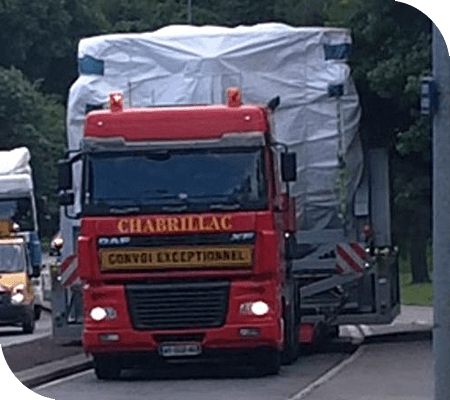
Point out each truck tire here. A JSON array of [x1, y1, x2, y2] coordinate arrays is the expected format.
[[254, 349, 281, 376], [282, 286, 299, 365], [326, 325, 339, 339], [282, 307, 299, 365], [22, 311, 35, 334], [94, 356, 122, 380]]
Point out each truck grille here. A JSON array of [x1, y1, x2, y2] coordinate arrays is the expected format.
[[126, 281, 229, 330]]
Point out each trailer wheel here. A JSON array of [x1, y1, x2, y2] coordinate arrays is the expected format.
[[326, 325, 339, 339], [22, 311, 35, 334], [254, 349, 281, 376], [94, 356, 122, 380]]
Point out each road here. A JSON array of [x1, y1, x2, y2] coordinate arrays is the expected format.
[[33, 350, 351, 400], [0, 311, 52, 348], [32, 340, 432, 400]]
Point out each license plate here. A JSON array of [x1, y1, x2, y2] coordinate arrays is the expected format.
[[158, 342, 202, 358]]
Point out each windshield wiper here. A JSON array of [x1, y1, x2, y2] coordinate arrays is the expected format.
[[209, 203, 241, 210], [109, 206, 141, 214], [161, 204, 188, 212], [187, 194, 243, 210]]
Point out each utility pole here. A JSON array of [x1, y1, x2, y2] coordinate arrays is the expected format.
[[432, 24, 450, 400], [187, 0, 192, 24]]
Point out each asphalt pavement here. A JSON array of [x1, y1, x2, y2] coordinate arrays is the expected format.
[[3, 305, 435, 399]]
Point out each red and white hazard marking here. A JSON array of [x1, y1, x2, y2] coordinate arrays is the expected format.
[[336, 243, 367, 275], [59, 254, 80, 286]]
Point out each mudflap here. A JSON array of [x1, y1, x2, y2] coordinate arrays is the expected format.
[[50, 261, 83, 343]]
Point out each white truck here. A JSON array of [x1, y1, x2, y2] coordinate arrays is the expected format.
[[53, 23, 399, 343], [0, 147, 43, 319]]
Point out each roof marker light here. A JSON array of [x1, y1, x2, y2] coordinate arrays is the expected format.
[[227, 87, 242, 107], [109, 91, 124, 112]]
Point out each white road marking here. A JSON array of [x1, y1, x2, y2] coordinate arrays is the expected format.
[[288, 345, 366, 400], [33, 369, 93, 391]]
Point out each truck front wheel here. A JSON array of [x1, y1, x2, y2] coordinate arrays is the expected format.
[[254, 349, 281, 376], [94, 355, 122, 380]]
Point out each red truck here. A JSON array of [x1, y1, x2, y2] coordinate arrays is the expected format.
[[54, 25, 400, 380], [58, 89, 300, 378]]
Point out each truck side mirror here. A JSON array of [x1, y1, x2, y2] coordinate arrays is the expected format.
[[281, 152, 297, 182], [30, 264, 41, 278], [58, 191, 75, 207], [58, 159, 73, 191]]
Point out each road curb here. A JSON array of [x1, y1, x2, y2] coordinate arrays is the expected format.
[[363, 329, 432, 344], [15, 353, 93, 389]]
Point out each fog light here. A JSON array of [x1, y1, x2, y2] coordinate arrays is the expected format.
[[90, 307, 107, 321], [99, 333, 120, 342], [239, 328, 260, 337]]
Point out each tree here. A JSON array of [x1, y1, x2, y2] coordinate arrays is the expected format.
[[0, 66, 66, 236], [323, 0, 432, 282]]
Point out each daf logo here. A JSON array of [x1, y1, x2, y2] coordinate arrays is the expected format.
[[98, 237, 131, 246], [230, 232, 255, 242]]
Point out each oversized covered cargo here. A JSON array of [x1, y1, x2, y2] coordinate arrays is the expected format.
[[67, 23, 362, 233]]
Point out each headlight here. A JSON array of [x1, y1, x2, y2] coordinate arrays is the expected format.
[[89, 306, 117, 321], [240, 301, 270, 316], [51, 235, 64, 250], [11, 293, 25, 304], [90, 307, 107, 321]]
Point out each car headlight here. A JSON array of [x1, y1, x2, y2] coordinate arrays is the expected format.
[[240, 301, 270, 316], [11, 293, 25, 304]]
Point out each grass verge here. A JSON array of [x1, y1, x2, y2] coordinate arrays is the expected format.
[[400, 272, 433, 307]]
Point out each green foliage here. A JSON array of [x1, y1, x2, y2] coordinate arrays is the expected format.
[[274, 0, 327, 26], [400, 272, 433, 307], [0, 66, 65, 237]]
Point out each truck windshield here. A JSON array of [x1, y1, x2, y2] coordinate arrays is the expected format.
[[85, 148, 267, 214], [0, 198, 34, 231], [0, 243, 27, 273]]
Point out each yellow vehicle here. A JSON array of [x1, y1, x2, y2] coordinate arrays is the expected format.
[[0, 221, 40, 333]]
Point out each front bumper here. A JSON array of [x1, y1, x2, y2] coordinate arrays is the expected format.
[[83, 280, 284, 357], [84, 320, 282, 357]]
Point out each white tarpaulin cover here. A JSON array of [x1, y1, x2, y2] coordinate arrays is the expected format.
[[0, 147, 33, 193], [68, 23, 363, 231]]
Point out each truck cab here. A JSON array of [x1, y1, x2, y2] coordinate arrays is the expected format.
[[0, 221, 41, 333], [57, 90, 299, 378]]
